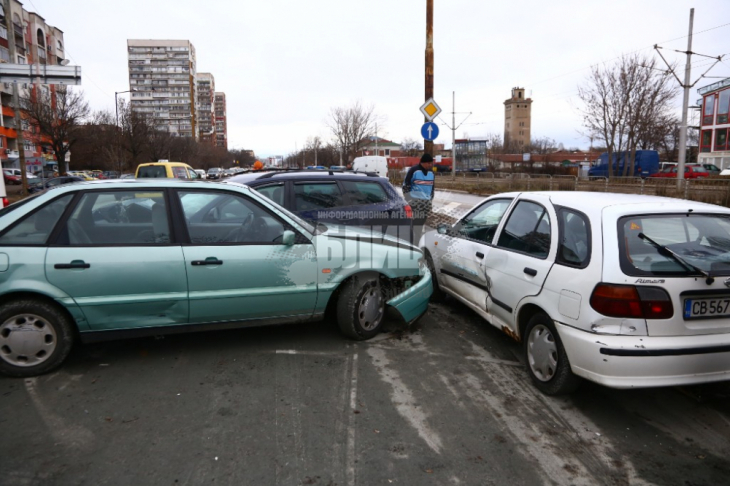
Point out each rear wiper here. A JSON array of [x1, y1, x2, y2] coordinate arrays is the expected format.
[[638, 233, 714, 285]]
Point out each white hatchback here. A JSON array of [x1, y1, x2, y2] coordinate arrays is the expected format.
[[421, 191, 730, 394]]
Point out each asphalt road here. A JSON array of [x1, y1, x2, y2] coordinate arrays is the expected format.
[[2, 298, 730, 486]]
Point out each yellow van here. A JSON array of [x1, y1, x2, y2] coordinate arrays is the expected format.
[[135, 161, 200, 179]]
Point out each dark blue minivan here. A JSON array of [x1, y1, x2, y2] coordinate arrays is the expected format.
[[226, 170, 414, 240]]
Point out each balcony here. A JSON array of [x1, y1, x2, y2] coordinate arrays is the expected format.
[[12, 23, 22, 39]]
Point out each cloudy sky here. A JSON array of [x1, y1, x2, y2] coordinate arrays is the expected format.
[[27, 0, 730, 157]]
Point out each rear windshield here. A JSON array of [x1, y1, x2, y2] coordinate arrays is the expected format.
[[619, 213, 730, 277], [137, 166, 167, 178]]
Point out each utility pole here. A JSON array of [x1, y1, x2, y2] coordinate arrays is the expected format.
[[655, 8, 723, 188], [5, 0, 28, 195], [424, 0, 434, 157], [440, 91, 471, 180]]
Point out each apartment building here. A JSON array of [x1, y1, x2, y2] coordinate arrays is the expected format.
[[698, 77, 730, 170], [0, 0, 66, 171], [214, 91, 227, 150], [127, 39, 198, 139], [196, 72, 215, 145], [504, 87, 532, 149]]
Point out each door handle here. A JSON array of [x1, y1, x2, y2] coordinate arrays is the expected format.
[[476, 252, 484, 259], [524, 267, 537, 276], [54, 260, 90, 269], [191, 258, 223, 266]]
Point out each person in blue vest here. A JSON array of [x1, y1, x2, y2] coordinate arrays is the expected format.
[[402, 153, 435, 243]]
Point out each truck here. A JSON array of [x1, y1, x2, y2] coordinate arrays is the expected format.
[[587, 150, 659, 178]]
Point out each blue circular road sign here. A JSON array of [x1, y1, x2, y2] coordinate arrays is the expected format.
[[421, 122, 440, 141]]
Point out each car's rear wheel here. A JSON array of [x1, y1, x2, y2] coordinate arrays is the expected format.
[[0, 299, 75, 377], [524, 312, 580, 395], [336, 274, 385, 340]]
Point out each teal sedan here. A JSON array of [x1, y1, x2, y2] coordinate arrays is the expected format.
[[0, 179, 432, 377]]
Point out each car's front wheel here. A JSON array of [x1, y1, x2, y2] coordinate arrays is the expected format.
[[425, 252, 445, 302], [0, 299, 75, 377], [524, 312, 580, 395], [336, 274, 385, 340]]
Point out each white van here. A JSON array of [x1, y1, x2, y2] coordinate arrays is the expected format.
[[352, 156, 388, 178]]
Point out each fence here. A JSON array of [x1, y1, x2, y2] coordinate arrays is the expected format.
[[388, 171, 730, 209]]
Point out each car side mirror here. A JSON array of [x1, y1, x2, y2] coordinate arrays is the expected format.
[[282, 230, 295, 246], [437, 224, 449, 235]]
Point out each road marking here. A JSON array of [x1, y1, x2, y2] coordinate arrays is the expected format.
[[24, 377, 94, 451], [367, 347, 443, 454], [346, 353, 359, 486]]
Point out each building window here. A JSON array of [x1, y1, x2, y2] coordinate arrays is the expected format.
[[36, 28, 45, 47], [0, 46, 9, 63], [716, 128, 728, 152], [704, 95, 715, 126], [701, 129, 712, 152], [17, 55, 25, 64], [717, 89, 729, 125]]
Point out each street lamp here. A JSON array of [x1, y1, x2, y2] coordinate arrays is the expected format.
[[115, 88, 137, 127]]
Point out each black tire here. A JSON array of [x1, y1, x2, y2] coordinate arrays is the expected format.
[[336, 274, 385, 340], [0, 299, 75, 377], [425, 252, 445, 303], [524, 312, 581, 395]]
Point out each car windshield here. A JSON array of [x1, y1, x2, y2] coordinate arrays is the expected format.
[[619, 213, 730, 276]]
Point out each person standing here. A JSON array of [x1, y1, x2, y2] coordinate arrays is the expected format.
[[402, 153, 435, 243]]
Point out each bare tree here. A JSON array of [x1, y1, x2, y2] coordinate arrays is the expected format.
[[400, 137, 423, 156], [578, 54, 679, 177], [21, 85, 90, 174], [326, 101, 377, 163]]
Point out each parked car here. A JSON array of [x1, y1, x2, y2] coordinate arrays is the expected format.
[[103, 171, 119, 179], [227, 169, 414, 240], [0, 179, 431, 377], [3, 169, 38, 184], [207, 167, 223, 180], [136, 161, 199, 179], [67, 171, 94, 181], [194, 169, 207, 180], [3, 169, 21, 185], [27, 176, 85, 194], [649, 163, 709, 179], [119, 173, 135, 179], [422, 191, 730, 395], [701, 163, 721, 176]]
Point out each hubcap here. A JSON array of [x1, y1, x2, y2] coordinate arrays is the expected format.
[[358, 284, 383, 331], [0, 314, 57, 367], [527, 324, 558, 382]]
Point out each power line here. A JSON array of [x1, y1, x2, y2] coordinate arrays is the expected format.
[[26, 0, 113, 100], [527, 21, 730, 87]]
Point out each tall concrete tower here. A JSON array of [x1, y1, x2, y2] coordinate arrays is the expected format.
[[504, 87, 532, 150]]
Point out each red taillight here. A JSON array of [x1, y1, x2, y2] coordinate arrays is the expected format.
[[590, 283, 673, 319], [1, 197, 7, 208], [404, 204, 413, 219]]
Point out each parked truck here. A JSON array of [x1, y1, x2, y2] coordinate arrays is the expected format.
[[588, 150, 659, 178]]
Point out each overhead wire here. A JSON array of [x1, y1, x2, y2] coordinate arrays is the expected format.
[[25, 0, 113, 100]]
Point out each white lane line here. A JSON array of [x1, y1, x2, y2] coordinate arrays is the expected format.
[[346, 353, 359, 486], [276, 350, 338, 356], [24, 377, 94, 451], [366, 347, 443, 454]]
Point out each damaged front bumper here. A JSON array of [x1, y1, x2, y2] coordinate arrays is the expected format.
[[385, 262, 433, 324]]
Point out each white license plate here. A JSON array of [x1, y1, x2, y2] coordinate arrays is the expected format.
[[684, 298, 730, 319]]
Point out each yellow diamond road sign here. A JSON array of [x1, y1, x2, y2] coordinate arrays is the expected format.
[[420, 98, 441, 121]]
